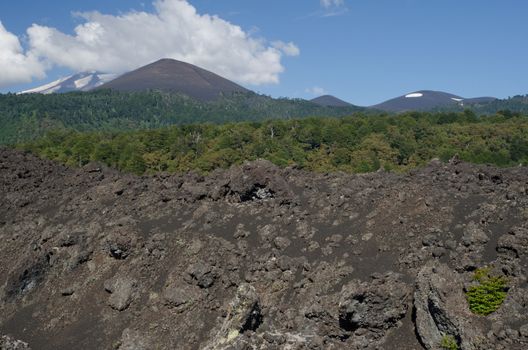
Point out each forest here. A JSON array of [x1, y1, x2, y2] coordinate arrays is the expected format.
[[0, 90, 362, 145], [19, 110, 528, 175], [2, 90, 528, 146]]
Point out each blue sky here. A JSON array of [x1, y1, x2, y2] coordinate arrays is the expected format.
[[0, 0, 527, 105]]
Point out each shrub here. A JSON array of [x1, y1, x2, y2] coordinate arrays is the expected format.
[[440, 334, 458, 350], [466, 267, 508, 316]]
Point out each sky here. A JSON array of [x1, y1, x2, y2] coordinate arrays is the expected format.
[[0, 0, 527, 106]]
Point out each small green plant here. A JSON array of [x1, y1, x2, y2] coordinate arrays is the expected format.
[[466, 267, 508, 316], [440, 334, 458, 350]]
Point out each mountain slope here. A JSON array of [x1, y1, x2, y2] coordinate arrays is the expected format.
[[372, 90, 496, 112], [98, 58, 250, 101], [311, 95, 352, 107], [19, 72, 117, 94]]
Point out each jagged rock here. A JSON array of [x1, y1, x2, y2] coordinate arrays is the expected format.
[[1, 148, 528, 349], [422, 233, 440, 247], [0, 335, 30, 350], [225, 160, 292, 202], [181, 182, 209, 201], [117, 328, 153, 350], [520, 324, 528, 338], [104, 233, 135, 260], [162, 284, 200, 309], [432, 247, 446, 258], [273, 236, 291, 250], [414, 263, 488, 350], [338, 272, 411, 336], [104, 276, 137, 311], [462, 222, 490, 247], [186, 261, 217, 288], [61, 286, 75, 296], [206, 284, 262, 349], [490, 285, 528, 342], [497, 227, 528, 259], [3, 254, 50, 301]]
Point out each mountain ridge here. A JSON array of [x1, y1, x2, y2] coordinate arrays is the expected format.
[[372, 90, 497, 112]]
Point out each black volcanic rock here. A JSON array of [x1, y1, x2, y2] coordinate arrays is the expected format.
[[1, 148, 527, 349], [311, 95, 352, 107], [372, 90, 496, 112], [98, 58, 250, 101]]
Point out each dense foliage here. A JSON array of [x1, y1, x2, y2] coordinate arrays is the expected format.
[[466, 267, 508, 316], [19, 111, 528, 175], [0, 90, 362, 144]]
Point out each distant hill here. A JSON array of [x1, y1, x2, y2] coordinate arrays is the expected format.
[[372, 90, 496, 112], [19, 72, 118, 94], [310, 95, 352, 107], [98, 58, 250, 101]]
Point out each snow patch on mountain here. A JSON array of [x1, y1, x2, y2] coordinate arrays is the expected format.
[[19, 72, 118, 95], [74, 75, 93, 89], [20, 77, 70, 94]]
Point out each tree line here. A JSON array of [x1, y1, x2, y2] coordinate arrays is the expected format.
[[19, 111, 528, 175]]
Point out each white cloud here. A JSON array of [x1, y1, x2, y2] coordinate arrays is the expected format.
[[0, 22, 46, 88], [320, 0, 345, 8], [305, 86, 327, 96], [272, 41, 300, 57], [319, 0, 348, 17], [0, 0, 299, 88]]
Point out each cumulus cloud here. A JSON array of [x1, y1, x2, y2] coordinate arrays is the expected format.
[[0, 22, 46, 87], [320, 0, 345, 8], [0, 0, 299, 88], [305, 86, 327, 96]]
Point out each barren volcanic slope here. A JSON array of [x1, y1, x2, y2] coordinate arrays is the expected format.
[[310, 95, 352, 107], [98, 59, 250, 101], [1, 148, 528, 349]]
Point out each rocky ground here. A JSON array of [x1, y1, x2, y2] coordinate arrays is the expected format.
[[0, 148, 527, 350]]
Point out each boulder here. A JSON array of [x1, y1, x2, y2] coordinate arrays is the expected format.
[[414, 263, 488, 350], [205, 284, 262, 349], [338, 272, 411, 336], [462, 222, 490, 247], [497, 227, 528, 259], [104, 276, 137, 311], [186, 261, 217, 289], [225, 160, 292, 202]]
